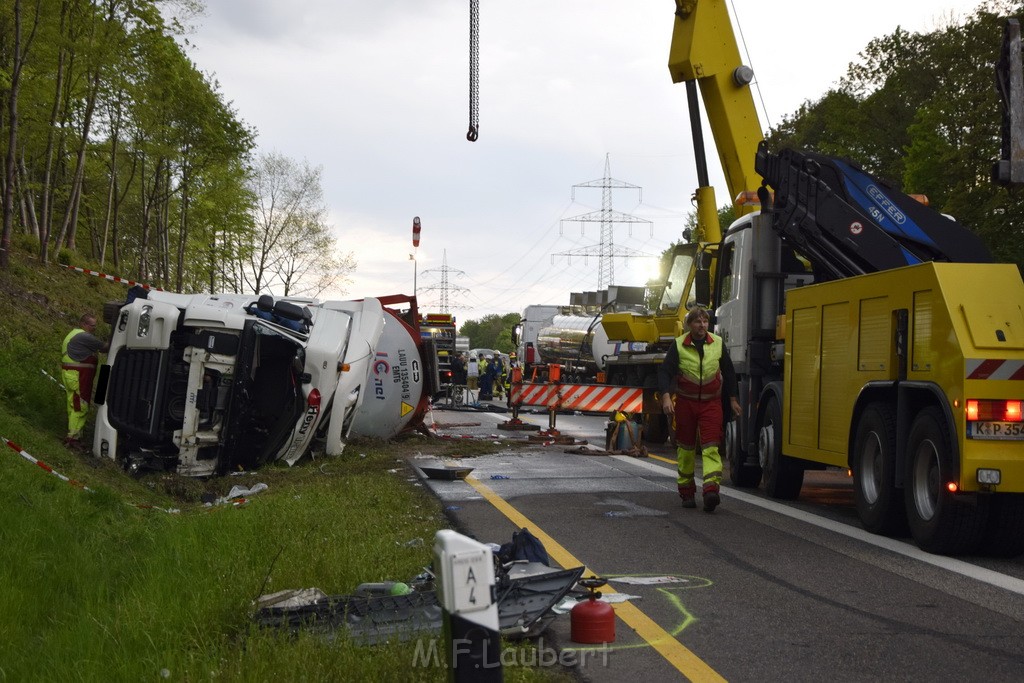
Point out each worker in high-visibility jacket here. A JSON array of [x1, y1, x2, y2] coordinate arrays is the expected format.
[[61, 313, 109, 451], [658, 305, 740, 512]]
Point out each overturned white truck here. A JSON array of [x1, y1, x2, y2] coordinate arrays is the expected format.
[[93, 291, 393, 477]]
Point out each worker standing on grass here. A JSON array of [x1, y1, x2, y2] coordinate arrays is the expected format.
[[61, 313, 109, 451], [658, 305, 741, 512]]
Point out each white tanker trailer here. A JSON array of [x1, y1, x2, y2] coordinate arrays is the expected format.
[[532, 315, 615, 382]]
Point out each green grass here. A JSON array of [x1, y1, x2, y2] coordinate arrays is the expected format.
[[0, 242, 572, 682]]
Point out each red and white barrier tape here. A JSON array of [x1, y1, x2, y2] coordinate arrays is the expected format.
[[2, 434, 181, 513], [2, 434, 91, 491], [40, 368, 66, 391], [57, 263, 164, 291]]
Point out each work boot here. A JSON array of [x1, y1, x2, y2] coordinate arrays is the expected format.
[[702, 483, 721, 513], [678, 483, 697, 509]]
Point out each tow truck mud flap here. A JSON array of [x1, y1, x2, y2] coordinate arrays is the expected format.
[[254, 566, 585, 644]]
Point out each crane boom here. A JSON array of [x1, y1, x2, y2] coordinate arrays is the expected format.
[[668, 0, 764, 234]]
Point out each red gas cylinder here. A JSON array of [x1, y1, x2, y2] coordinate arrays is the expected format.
[[571, 578, 616, 644]]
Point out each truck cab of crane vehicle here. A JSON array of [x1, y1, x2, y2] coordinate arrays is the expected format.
[[711, 211, 816, 367]]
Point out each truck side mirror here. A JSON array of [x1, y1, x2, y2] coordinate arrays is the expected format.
[[695, 269, 711, 306]]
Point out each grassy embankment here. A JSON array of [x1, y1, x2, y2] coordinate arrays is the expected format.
[[0, 239, 568, 682]]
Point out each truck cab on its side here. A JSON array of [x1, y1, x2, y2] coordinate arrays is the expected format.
[[93, 291, 384, 477]]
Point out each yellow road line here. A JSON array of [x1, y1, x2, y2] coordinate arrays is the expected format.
[[464, 474, 726, 682], [649, 452, 676, 466]]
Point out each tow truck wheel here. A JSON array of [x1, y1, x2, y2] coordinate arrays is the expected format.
[[643, 414, 669, 445], [759, 396, 803, 500], [726, 420, 762, 488], [852, 402, 905, 535], [904, 406, 987, 554]]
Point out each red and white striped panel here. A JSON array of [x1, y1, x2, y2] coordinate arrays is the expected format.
[[555, 384, 643, 413], [511, 383, 558, 407], [966, 359, 1024, 380], [511, 383, 643, 413]]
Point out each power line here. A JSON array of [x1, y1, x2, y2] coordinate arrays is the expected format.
[[418, 250, 468, 313], [555, 154, 654, 288]]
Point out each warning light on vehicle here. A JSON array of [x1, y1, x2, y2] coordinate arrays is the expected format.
[[966, 399, 1023, 422], [946, 481, 958, 493], [308, 388, 321, 408]]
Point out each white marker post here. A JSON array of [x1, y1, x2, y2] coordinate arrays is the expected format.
[[433, 529, 502, 681]]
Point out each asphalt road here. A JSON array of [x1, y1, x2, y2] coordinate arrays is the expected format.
[[414, 403, 1024, 682]]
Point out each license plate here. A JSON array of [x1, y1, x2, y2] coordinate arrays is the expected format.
[[967, 421, 1024, 440]]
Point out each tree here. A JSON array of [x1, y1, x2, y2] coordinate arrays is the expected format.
[[763, 1, 1024, 270], [239, 152, 354, 297], [1, 0, 42, 270], [458, 313, 520, 352]]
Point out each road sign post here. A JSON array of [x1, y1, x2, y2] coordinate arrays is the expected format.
[[433, 529, 502, 681]]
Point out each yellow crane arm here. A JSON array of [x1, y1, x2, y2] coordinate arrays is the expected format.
[[669, 0, 764, 230]]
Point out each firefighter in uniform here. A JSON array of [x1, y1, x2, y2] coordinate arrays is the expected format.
[[658, 305, 741, 512], [61, 313, 109, 450]]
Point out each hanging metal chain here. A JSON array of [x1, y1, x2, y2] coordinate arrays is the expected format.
[[467, 0, 480, 141]]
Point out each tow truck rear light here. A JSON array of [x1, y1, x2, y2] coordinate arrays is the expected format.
[[308, 388, 321, 408], [966, 399, 1022, 422]]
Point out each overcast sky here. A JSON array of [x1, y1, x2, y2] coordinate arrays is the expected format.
[[184, 0, 991, 324]]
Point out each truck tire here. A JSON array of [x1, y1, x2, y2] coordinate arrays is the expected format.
[[979, 493, 1024, 558], [102, 300, 123, 326], [904, 406, 987, 554], [726, 420, 762, 488], [759, 396, 803, 499], [643, 413, 669, 445], [852, 402, 905, 535]]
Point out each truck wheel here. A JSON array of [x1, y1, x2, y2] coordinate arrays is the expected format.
[[979, 493, 1024, 558], [726, 420, 762, 488], [759, 396, 803, 499], [643, 414, 669, 445], [102, 300, 123, 326], [904, 406, 986, 555], [852, 402, 905, 535]]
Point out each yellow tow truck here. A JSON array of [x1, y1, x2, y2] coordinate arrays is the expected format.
[[605, 0, 1024, 555]]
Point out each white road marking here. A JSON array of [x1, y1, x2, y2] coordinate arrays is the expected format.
[[612, 454, 1024, 597]]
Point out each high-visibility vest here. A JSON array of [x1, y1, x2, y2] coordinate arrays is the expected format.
[[674, 332, 724, 400], [62, 328, 98, 369], [62, 328, 99, 403]]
